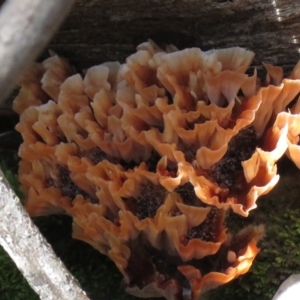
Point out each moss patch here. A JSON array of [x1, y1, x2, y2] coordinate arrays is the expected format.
[[0, 245, 39, 300]]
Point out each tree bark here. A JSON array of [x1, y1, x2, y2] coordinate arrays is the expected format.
[[46, 0, 300, 76]]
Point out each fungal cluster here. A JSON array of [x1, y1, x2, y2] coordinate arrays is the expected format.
[[13, 41, 300, 299]]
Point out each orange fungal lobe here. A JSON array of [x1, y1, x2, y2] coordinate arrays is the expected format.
[[14, 40, 300, 299]]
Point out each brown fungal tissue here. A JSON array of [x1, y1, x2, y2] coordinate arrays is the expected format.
[[13, 41, 300, 299]]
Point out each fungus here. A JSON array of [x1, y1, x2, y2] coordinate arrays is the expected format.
[[210, 125, 257, 189], [13, 40, 300, 299], [185, 208, 224, 242], [175, 182, 204, 207], [122, 180, 167, 220]]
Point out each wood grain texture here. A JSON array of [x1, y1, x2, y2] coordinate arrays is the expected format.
[[45, 0, 300, 76], [0, 0, 74, 104]]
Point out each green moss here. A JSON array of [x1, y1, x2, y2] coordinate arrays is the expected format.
[[0, 150, 23, 200], [0, 246, 39, 300]]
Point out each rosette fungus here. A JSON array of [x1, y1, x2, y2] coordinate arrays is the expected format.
[[13, 41, 300, 299]]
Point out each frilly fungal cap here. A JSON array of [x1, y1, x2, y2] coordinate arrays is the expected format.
[[13, 40, 300, 299]]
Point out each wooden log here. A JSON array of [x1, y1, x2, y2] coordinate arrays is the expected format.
[[46, 0, 300, 77]]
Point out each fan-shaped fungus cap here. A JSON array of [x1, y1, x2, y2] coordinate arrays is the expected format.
[[13, 40, 300, 299]]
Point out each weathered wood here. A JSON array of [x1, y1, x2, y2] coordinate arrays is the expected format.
[[46, 0, 300, 77], [0, 0, 75, 106], [0, 168, 90, 300]]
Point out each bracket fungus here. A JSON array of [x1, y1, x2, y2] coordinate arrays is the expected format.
[[13, 41, 300, 299]]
